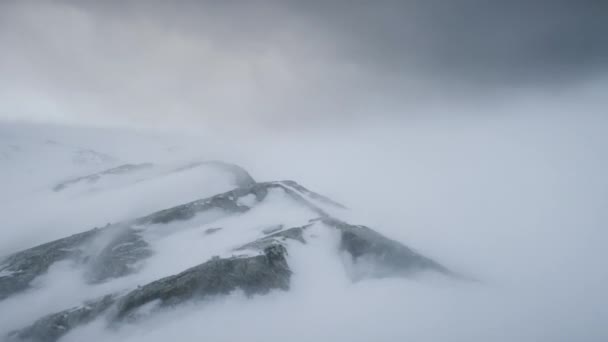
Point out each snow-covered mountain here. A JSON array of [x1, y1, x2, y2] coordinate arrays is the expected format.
[[4, 117, 605, 342], [0, 123, 458, 342], [2, 166, 454, 342], [0, 123, 242, 253]]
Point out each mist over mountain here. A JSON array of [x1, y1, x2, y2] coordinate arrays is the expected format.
[[1, 1, 608, 341], [1, 117, 607, 341]]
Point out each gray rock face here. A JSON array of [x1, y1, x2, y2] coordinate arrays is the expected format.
[[0, 225, 152, 300], [4, 175, 457, 342], [10, 245, 290, 342], [1, 169, 261, 300], [134, 190, 251, 225], [321, 217, 452, 278], [52, 160, 255, 193], [280, 180, 347, 209], [203, 227, 222, 235], [83, 228, 152, 284], [262, 224, 284, 235], [237, 217, 451, 279], [236, 226, 309, 252], [115, 244, 290, 320], [0, 229, 100, 300], [2, 180, 450, 300], [8, 294, 119, 342], [132, 180, 328, 225], [53, 163, 154, 191]]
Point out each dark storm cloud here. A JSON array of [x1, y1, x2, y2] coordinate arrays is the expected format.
[[0, 0, 606, 127], [285, 0, 608, 83], [66, 0, 608, 82]]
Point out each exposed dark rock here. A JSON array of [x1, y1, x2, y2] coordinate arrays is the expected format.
[[53, 163, 152, 191], [321, 217, 452, 278], [134, 179, 342, 228], [204, 227, 222, 235], [83, 228, 152, 284], [97, 163, 154, 175], [1, 179, 451, 305], [53, 160, 255, 193], [0, 226, 152, 300], [0, 229, 101, 300], [281, 180, 347, 209], [9, 246, 291, 342], [8, 294, 119, 342], [114, 244, 290, 320], [270, 181, 333, 217], [236, 226, 308, 252], [132, 181, 310, 225], [134, 194, 248, 225], [0, 182, 288, 301], [262, 225, 284, 235], [4, 176, 458, 341]]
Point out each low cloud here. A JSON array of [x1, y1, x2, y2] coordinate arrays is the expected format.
[[1, 1, 607, 129]]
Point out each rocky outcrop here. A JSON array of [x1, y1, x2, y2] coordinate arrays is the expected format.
[[0, 229, 100, 300], [53, 163, 153, 191], [321, 217, 452, 279], [2, 175, 266, 300], [4, 175, 457, 342], [114, 244, 290, 320], [9, 245, 290, 342], [8, 294, 119, 342], [236, 226, 309, 252], [52, 160, 255, 193], [132, 180, 329, 225], [280, 180, 346, 209], [2, 180, 451, 300], [237, 217, 451, 279], [83, 227, 152, 284], [0, 225, 154, 300]]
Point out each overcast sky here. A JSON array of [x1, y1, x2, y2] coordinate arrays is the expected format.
[[1, 4, 608, 341], [1, 1, 607, 129]]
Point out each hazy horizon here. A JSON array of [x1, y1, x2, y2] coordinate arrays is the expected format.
[[1, 2, 607, 341]]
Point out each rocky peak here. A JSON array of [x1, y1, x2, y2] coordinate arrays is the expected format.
[[2, 164, 458, 342]]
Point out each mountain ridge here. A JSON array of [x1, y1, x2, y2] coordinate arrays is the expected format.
[[1, 165, 456, 342]]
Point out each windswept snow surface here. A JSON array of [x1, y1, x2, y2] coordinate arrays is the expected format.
[[1, 118, 607, 342]]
